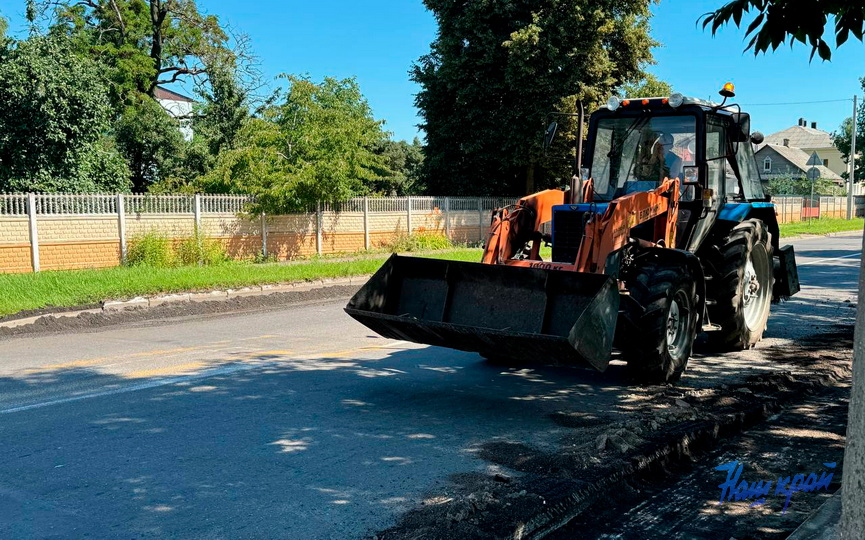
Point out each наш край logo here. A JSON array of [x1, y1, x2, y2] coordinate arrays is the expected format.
[[715, 460, 836, 513]]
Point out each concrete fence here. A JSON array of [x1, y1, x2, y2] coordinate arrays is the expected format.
[[0, 194, 515, 273], [1, 193, 861, 274]]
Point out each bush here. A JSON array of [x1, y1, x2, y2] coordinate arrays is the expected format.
[[387, 231, 453, 252], [126, 231, 174, 267], [176, 234, 229, 266], [127, 231, 228, 267]]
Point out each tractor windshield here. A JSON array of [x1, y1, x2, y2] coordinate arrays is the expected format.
[[590, 115, 697, 201]]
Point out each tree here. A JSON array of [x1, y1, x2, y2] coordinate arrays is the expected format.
[[702, 0, 865, 61], [413, 0, 657, 196], [767, 175, 845, 199], [832, 84, 865, 183], [198, 76, 388, 214], [619, 73, 672, 98], [45, 0, 235, 108], [0, 35, 130, 192], [372, 138, 425, 195], [114, 95, 184, 191]]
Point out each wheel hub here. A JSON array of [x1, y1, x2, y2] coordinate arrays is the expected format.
[[742, 245, 771, 332], [742, 260, 760, 307], [667, 300, 681, 343]]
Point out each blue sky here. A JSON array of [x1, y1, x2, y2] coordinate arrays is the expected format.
[[2, 0, 862, 141]]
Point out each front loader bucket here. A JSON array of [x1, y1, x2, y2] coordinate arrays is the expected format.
[[345, 255, 620, 371]]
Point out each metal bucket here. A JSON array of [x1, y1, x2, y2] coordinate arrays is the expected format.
[[345, 255, 620, 371]]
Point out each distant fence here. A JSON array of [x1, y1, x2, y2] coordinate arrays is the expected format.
[[0, 193, 515, 273], [0, 192, 861, 274]]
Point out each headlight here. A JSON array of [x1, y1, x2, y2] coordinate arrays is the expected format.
[[607, 95, 621, 111], [668, 93, 684, 108]]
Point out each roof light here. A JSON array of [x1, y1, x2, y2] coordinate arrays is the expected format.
[[641, 99, 650, 105], [607, 95, 621, 111], [720, 82, 735, 98], [668, 93, 684, 108], [622, 99, 631, 107]]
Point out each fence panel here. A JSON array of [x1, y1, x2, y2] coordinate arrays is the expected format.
[[0, 194, 28, 215]]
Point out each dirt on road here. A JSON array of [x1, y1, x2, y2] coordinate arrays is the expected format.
[[374, 326, 854, 540]]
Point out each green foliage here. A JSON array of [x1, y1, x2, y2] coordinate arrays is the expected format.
[[194, 64, 249, 158], [619, 74, 672, 98], [126, 231, 175, 267], [702, 0, 864, 61], [199, 76, 388, 213], [832, 84, 865, 182], [387, 231, 453, 252], [768, 176, 846, 198], [127, 229, 228, 267], [50, 0, 232, 108], [414, 0, 657, 196], [371, 138, 425, 195], [0, 35, 131, 192], [176, 234, 229, 266], [114, 96, 185, 191]]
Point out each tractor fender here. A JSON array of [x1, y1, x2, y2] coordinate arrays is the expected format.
[[633, 247, 707, 328], [717, 202, 781, 252]]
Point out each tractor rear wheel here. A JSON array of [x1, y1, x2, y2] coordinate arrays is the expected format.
[[707, 219, 774, 350], [622, 260, 699, 384]]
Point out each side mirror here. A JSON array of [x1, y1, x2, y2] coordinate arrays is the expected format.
[[750, 131, 764, 145], [543, 121, 558, 152]]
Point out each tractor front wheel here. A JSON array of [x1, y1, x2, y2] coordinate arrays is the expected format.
[[707, 219, 774, 350], [622, 260, 699, 384]]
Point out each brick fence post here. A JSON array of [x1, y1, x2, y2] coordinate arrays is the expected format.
[[116, 193, 127, 264], [193, 193, 202, 233], [444, 197, 450, 239], [26, 193, 40, 272], [316, 202, 323, 256], [363, 197, 370, 250], [406, 196, 413, 235], [478, 198, 484, 243], [260, 212, 268, 258]]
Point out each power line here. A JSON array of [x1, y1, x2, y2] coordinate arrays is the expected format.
[[740, 98, 853, 107]]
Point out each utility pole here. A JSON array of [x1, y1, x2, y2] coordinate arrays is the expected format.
[[848, 95, 858, 220]]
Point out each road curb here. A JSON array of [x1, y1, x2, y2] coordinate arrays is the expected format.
[[0, 275, 370, 330]]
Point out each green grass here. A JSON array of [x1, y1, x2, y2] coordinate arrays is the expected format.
[[0, 248, 483, 317], [779, 217, 864, 238]]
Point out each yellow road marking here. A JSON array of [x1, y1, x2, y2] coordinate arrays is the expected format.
[[124, 362, 208, 379], [25, 335, 280, 373]]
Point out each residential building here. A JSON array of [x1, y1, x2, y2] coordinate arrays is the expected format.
[[154, 87, 195, 142], [755, 142, 843, 186], [761, 119, 846, 177]]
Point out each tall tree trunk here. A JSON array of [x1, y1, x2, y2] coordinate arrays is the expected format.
[[147, 0, 168, 96], [525, 163, 536, 195], [842, 224, 865, 538]]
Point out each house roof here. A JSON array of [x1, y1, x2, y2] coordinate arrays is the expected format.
[[757, 143, 843, 181], [762, 125, 834, 149], [154, 86, 195, 103]]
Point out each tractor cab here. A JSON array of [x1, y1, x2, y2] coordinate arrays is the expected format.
[[552, 84, 770, 263]]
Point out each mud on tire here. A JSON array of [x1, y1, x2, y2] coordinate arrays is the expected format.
[[622, 259, 699, 384], [706, 219, 774, 350]]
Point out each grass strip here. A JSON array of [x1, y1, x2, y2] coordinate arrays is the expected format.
[[779, 217, 863, 237]]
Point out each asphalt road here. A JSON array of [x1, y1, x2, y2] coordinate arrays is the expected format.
[[0, 232, 860, 539]]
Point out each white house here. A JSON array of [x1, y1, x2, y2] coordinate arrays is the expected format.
[[154, 87, 195, 142]]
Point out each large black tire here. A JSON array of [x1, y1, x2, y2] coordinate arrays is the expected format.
[[706, 219, 774, 350], [622, 260, 699, 384]]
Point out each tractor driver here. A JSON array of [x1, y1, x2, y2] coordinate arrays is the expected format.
[[653, 132, 684, 181]]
